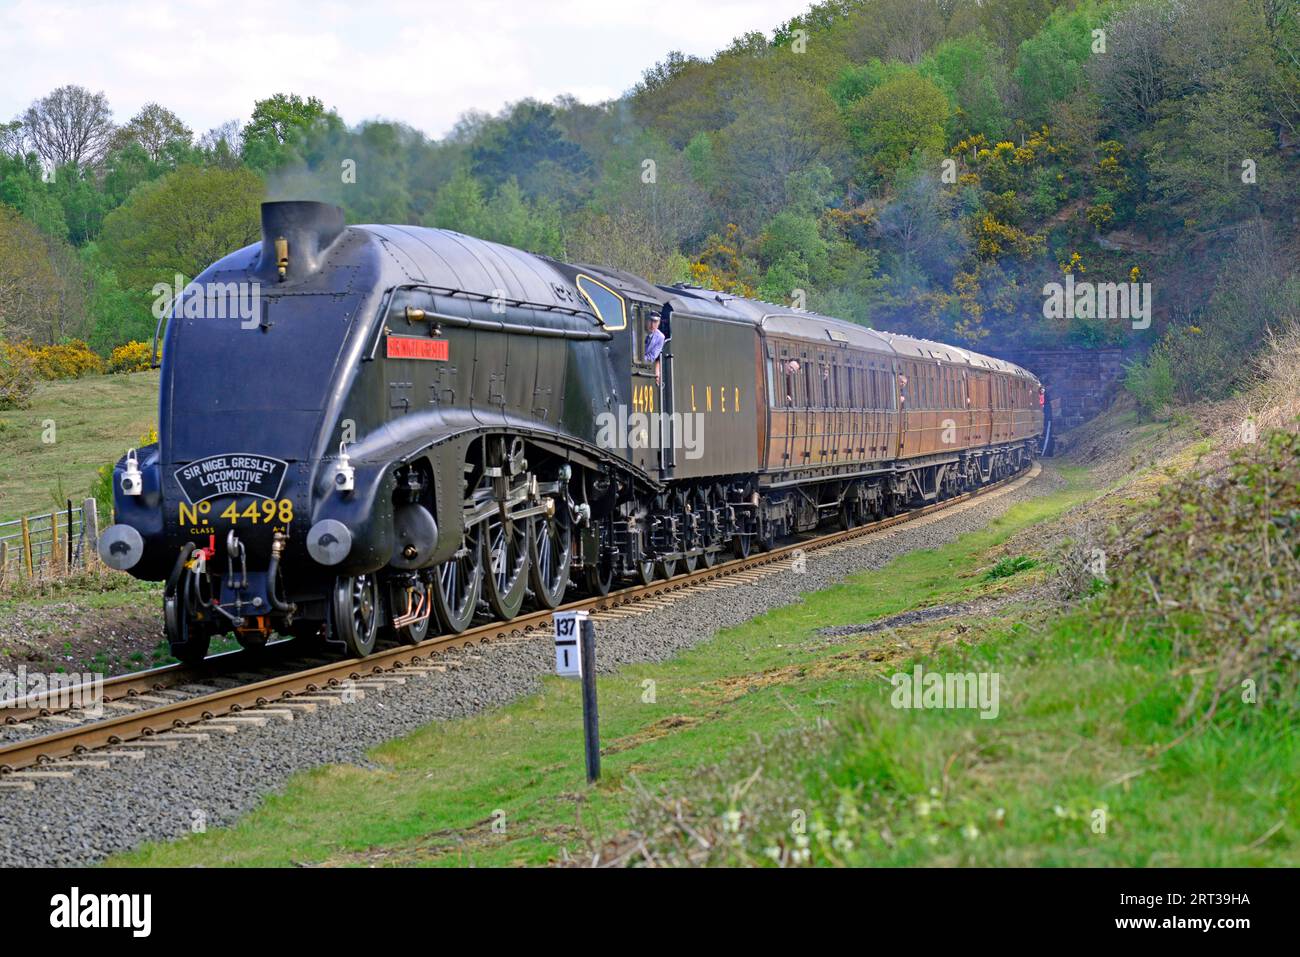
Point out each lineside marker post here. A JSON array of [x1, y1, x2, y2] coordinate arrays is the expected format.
[[554, 610, 600, 783], [580, 617, 600, 783]]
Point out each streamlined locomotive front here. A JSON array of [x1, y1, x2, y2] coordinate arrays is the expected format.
[[97, 202, 402, 660]]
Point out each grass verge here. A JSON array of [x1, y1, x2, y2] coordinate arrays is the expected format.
[[0, 370, 158, 523]]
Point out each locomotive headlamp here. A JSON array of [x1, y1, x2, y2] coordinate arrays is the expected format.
[[334, 442, 355, 493], [121, 449, 143, 497]]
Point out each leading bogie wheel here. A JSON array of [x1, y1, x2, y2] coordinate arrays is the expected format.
[[387, 575, 432, 645], [331, 573, 381, 658], [164, 566, 211, 664]]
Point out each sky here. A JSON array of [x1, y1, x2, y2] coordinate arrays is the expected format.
[[0, 0, 815, 140]]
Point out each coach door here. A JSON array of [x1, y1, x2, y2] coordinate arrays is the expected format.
[[970, 371, 989, 444], [896, 361, 911, 458], [959, 368, 974, 446], [766, 343, 791, 470]]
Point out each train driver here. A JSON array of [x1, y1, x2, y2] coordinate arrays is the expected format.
[[644, 314, 666, 384]]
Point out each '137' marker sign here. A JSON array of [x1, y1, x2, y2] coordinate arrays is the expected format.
[[553, 610, 588, 678]]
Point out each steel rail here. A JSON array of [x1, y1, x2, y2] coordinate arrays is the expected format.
[[0, 641, 305, 724]]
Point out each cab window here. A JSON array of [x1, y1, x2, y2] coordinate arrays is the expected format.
[[576, 275, 626, 330], [632, 303, 656, 370]]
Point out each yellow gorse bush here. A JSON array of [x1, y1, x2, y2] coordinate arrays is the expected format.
[[8, 339, 104, 379], [108, 340, 154, 373]]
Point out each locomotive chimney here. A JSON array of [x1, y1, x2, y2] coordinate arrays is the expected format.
[[256, 200, 346, 282]]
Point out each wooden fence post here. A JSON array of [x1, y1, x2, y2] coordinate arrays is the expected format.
[[83, 498, 99, 568], [0, 541, 7, 587], [21, 516, 33, 579], [50, 511, 61, 575]]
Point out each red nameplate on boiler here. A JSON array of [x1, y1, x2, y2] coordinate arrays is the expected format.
[[387, 336, 449, 360]]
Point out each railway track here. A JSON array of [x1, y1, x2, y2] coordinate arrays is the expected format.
[[0, 462, 1040, 786]]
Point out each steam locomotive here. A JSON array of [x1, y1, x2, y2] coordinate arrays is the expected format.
[[99, 201, 1042, 662]]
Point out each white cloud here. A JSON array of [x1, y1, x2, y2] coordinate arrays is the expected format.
[[0, 0, 812, 137]]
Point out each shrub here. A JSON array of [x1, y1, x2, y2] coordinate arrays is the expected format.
[[11, 339, 104, 379], [108, 340, 154, 373], [983, 555, 1038, 581], [0, 341, 37, 409], [1123, 349, 1174, 420], [1105, 427, 1300, 713]]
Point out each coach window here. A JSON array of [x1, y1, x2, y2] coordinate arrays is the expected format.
[[576, 274, 626, 331], [780, 354, 802, 406]]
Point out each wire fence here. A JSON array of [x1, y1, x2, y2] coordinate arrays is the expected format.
[[0, 499, 100, 586]]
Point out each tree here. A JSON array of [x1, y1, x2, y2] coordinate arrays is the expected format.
[[483, 178, 564, 256], [1086, 0, 1180, 131], [711, 65, 850, 229], [0, 204, 90, 344], [1014, 1, 1102, 123], [199, 121, 244, 169], [847, 70, 950, 180], [430, 168, 488, 236], [98, 165, 264, 294], [0, 153, 67, 238], [876, 168, 967, 288], [241, 94, 341, 170], [1146, 76, 1278, 234], [920, 35, 1009, 139], [587, 132, 710, 260], [21, 85, 115, 169], [469, 100, 592, 200], [114, 103, 192, 163], [0, 120, 25, 159]]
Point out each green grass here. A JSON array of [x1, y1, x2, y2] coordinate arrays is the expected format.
[[982, 554, 1038, 580], [719, 613, 1296, 867], [111, 468, 1107, 867], [0, 371, 158, 523]]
